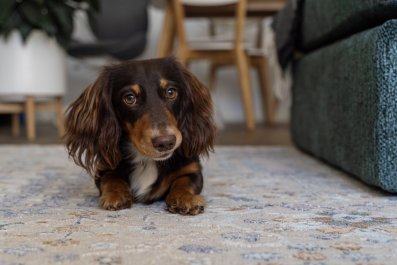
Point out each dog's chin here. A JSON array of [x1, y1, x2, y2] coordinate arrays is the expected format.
[[152, 151, 174, 161], [134, 147, 175, 161]]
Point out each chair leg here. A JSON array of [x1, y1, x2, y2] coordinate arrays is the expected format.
[[235, 49, 255, 131], [25, 96, 36, 141], [208, 63, 219, 91], [256, 57, 277, 126], [185, 60, 191, 69], [55, 96, 65, 138], [157, 3, 175, 57], [11, 113, 20, 137], [178, 49, 189, 66]]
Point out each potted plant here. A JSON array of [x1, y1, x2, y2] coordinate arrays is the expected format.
[[0, 0, 99, 97]]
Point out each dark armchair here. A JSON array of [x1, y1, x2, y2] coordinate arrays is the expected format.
[[67, 0, 148, 60]]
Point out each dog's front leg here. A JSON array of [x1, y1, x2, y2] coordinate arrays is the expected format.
[[166, 174, 206, 215], [97, 172, 133, 211]]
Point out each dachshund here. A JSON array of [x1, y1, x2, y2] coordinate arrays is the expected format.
[[64, 57, 215, 215]]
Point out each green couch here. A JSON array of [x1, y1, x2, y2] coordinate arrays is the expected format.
[[291, 0, 397, 193]]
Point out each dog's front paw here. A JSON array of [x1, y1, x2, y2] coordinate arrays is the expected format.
[[99, 190, 133, 211], [166, 193, 206, 215]]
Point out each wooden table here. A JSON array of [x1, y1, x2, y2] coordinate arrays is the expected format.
[[157, 0, 286, 57]]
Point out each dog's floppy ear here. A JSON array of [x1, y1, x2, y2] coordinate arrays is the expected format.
[[176, 61, 216, 157], [64, 68, 121, 176]]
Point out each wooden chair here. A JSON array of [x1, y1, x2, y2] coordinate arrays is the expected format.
[[171, 0, 256, 130], [0, 97, 65, 141], [207, 19, 278, 126]]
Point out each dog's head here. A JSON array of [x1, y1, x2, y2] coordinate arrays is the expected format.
[[64, 57, 215, 175]]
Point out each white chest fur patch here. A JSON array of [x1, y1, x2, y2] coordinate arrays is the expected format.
[[129, 154, 158, 201]]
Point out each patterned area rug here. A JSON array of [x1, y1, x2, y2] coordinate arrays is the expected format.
[[1, 146, 396, 265]]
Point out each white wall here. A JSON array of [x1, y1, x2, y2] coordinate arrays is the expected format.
[[66, 6, 289, 125]]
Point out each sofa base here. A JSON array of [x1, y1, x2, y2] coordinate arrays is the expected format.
[[292, 20, 397, 193]]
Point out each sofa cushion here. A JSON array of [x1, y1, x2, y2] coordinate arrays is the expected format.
[[292, 19, 397, 193], [300, 0, 397, 51]]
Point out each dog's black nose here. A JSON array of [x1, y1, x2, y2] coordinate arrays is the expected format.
[[152, 135, 176, 152]]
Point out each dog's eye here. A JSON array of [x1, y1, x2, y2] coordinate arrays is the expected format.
[[123, 93, 136, 105], [165, 87, 178, 100]]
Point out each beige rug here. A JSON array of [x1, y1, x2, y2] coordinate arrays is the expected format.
[[1, 146, 396, 265]]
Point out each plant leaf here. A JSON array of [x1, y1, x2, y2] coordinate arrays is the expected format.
[[48, 2, 74, 37], [1, 12, 22, 36], [19, 23, 34, 43], [1, 0, 99, 48], [56, 34, 69, 49], [34, 0, 45, 5], [0, 0, 16, 28], [19, 1, 42, 27], [38, 14, 57, 35]]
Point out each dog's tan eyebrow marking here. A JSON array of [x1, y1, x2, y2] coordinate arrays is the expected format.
[[160, 78, 168, 89], [131, 84, 141, 95]]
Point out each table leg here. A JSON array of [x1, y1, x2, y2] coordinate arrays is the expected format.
[[25, 96, 36, 141], [11, 113, 20, 136], [55, 96, 65, 138]]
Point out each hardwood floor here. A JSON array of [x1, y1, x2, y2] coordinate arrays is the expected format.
[[0, 122, 292, 146], [215, 123, 291, 146]]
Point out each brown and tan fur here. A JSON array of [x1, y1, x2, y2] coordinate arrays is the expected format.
[[64, 57, 215, 215]]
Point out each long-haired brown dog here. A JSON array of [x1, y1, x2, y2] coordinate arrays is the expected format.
[[64, 57, 215, 215]]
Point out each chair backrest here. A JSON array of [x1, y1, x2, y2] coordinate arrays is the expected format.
[[172, 0, 247, 49], [182, 0, 238, 6]]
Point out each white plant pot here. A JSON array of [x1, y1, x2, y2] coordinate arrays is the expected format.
[[0, 31, 66, 100]]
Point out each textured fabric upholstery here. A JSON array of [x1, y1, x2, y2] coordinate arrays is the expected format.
[[292, 20, 397, 193], [300, 0, 397, 51]]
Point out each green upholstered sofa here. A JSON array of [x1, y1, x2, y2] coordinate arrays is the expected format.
[[291, 0, 397, 193]]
